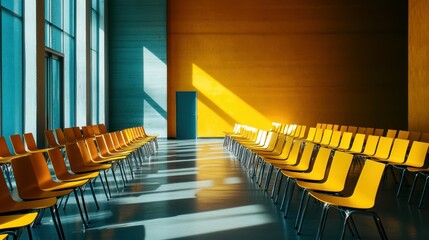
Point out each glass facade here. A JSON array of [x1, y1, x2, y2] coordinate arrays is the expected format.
[[1, 1, 23, 137], [0, 0, 104, 145]]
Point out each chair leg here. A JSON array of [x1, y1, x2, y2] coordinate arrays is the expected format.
[[274, 174, 284, 204], [297, 192, 311, 234], [372, 213, 388, 240], [270, 168, 280, 199], [396, 168, 407, 197], [88, 180, 100, 209], [26, 225, 33, 240], [73, 189, 89, 228], [295, 189, 307, 228], [284, 181, 296, 218], [51, 205, 66, 240], [418, 176, 429, 208], [279, 178, 290, 210], [316, 204, 330, 240], [264, 164, 273, 192], [408, 173, 419, 204]]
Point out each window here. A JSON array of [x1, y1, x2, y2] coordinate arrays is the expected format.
[[1, 0, 24, 137]]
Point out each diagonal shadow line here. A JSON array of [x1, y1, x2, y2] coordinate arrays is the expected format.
[[143, 91, 167, 119], [197, 92, 237, 126]]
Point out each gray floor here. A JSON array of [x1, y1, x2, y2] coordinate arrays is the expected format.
[[20, 139, 429, 239]]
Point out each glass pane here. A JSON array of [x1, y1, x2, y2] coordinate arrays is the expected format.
[[52, 59, 62, 129], [52, 26, 63, 52], [92, 0, 98, 11], [91, 10, 98, 50], [64, 0, 75, 35], [52, 0, 63, 28], [1, 11, 23, 137], [64, 35, 76, 126], [45, 0, 51, 21], [2, 0, 23, 16], [45, 23, 51, 48], [91, 50, 98, 123]]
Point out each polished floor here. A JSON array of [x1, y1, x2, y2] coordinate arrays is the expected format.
[[19, 139, 429, 239]]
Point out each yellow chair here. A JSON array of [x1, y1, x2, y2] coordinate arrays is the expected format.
[[280, 147, 332, 216], [324, 130, 342, 148], [304, 127, 317, 142], [385, 129, 397, 138], [308, 160, 387, 239], [45, 129, 65, 149], [48, 147, 103, 206], [55, 129, 67, 146], [11, 154, 90, 228], [0, 213, 38, 240], [23, 133, 53, 153], [9, 134, 29, 155], [366, 137, 394, 160], [342, 133, 365, 154], [374, 128, 385, 136], [397, 130, 410, 140], [357, 135, 380, 158], [0, 171, 65, 239], [335, 132, 353, 151], [295, 151, 354, 234], [63, 127, 78, 144]]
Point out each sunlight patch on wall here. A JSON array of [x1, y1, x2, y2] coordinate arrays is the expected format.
[[192, 64, 271, 136], [143, 47, 167, 137]]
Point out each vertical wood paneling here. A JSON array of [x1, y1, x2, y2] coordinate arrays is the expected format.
[[409, 0, 429, 132], [108, 0, 167, 135], [168, 0, 408, 137]]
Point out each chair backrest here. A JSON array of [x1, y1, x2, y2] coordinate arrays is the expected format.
[[327, 131, 341, 148], [361, 135, 380, 156], [0, 136, 14, 157], [332, 124, 340, 131], [317, 150, 354, 191], [325, 124, 333, 130], [348, 133, 366, 154], [47, 147, 70, 179], [337, 132, 353, 151], [45, 130, 60, 148], [10, 134, 27, 155], [339, 125, 348, 133], [73, 127, 84, 140], [385, 129, 397, 138], [316, 123, 322, 129], [10, 156, 41, 198], [371, 137, 394, 159], [55, 129, 67, 145], [347, 126, 358, 136], [319, 129, 333, 145], [364, 127, 375, 136], [352, 160, 386, 208], [81, 126, 93, 139], [65, 142, 87, 172], [85, 138, 107, 162], [300, 147, 332, 180], [305, 127, 316, 141], [63, 128, 77, 143], [397, 130, 409, 140], [402, 141, 429, 168], [312, 128, 324, 144], [92, 125, 101, 135], [373, 128, 385, 136], [292, 125, 302, 138], [28, 153, 55, 187], [420, 132, 429, 143], [23, 133, 39, 151], [297, 125, 307, 139], [98, 124, 108, 134], [289, 142, 315, 171], [408, 131, 421, 146], [383, 138, 409, 164], [357, 127, 366, 134]]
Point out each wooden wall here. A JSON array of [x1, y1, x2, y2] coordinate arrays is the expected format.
[[409, 0, 429, 132], [167, 0, 408, 137]]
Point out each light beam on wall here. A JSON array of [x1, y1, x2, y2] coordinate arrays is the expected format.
[[143, 47, 167, 137], [192, 64, 271, 136]]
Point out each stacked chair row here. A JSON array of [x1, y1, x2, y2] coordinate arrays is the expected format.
[[225, 122, 429, 239], [0, 124, 157, 240]]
